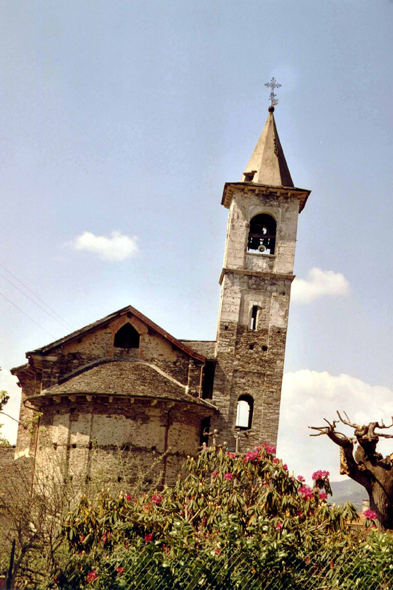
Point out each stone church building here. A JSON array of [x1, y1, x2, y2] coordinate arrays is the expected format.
[[12, 106, 310, 484]]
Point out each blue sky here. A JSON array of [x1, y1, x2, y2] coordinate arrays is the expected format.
[[1, 0, 393, 482]]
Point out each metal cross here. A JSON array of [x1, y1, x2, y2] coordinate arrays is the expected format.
[[264, 77, 281, 107], [203, 428, 220, 446], [234, 429, 255, 453]]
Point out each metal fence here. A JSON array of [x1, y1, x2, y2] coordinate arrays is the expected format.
[[77, 544, 393, 590]]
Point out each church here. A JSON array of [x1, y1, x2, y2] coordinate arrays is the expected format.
[[11, 101, 311, 484]]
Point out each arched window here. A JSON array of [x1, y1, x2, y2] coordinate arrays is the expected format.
[[250, 306, 258, 330], [235, 395, 254, 430], [114, 323, 140, 349], [247, 214, 276, 255]]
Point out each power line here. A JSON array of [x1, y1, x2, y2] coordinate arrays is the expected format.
[[0, 290, 56, 339], [0, 262, 74, 330], [0, 272, 71, 331]]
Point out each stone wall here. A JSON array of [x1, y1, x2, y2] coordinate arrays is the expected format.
[[34, 398, 205, 486], [13, 310, 211, 483], [211, 185, 300, 450]]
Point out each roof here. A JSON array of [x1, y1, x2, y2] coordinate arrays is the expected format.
[[26, 304, 205, 362], [180, 340, 216, 359], [241, 106, 294, 187], [35, 361, 216, 409]]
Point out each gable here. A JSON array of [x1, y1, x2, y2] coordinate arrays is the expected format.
[[26, 305, 205, 363]]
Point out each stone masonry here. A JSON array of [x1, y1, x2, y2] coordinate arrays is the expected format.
[[11, 106, 311, 483]]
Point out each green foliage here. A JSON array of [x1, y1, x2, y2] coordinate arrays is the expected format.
[[52, 445, 361, 589], [0, 390, 10, 412]]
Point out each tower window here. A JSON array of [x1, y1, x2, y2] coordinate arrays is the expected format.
[[114, 323, 140, 349], [247, 214, 276, 255], [250, 306, 258, 330], [235, 395, 254, 430]]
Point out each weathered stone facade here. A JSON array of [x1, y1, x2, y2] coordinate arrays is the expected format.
[[211, 185, 309, 449], [11, 106, 310, 482]]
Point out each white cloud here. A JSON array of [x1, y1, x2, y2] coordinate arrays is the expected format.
[[69, 231, 139, 262], [291, 267, 350, 303], [278, 370, 393, 483], [0, 368, 21, 445]]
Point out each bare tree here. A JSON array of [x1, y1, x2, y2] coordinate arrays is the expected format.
[[310, 412, 393, 530]]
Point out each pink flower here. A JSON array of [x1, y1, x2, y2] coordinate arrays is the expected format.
[[126, 494, 131, 501], [245, 450, 259, 461], [319, 491, 327, 500], [116, 567, 125, 575], [364, 509, 378, 521], [275, 522, 283, 530], [299, 486, 314, 500], [265, 445, 276, 454], [283, 464, 288, 471], [273, 458, 280, 465], [87, 570, 98, 583], [212, 470, 219, 478], [144, 533, 154, 543], [102, 533, 108, 543], [297, 475, 305, 482], [312, 470, 330, 481], [152, 493, 162, 504], [227, 451, 236, 459], [224, 472, 233, 480]]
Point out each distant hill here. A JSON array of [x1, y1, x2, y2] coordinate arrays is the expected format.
[[330, 479, 366, 511]]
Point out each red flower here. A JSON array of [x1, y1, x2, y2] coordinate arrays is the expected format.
[[305, 557, 310, 563], [152, 493, 162, 504], [364, 509, 378, 521], [116, 567, 125, 575], [224, 472, 233, 480], [87, 570, 98, 583], [299, 486, 314, 500], [80, 535, 85, 543], [273, 458, 280, 465], [283, 464, 288, 471], [245, 450, 259, 461], [144, 533, 154, 543], [126, 494, 131, 501], [212, 470, 219, 478], [319, 491, 327, 500], [215, 547, 221, 555], [312, 470, 329, 481], [275, 522, 283, 530]]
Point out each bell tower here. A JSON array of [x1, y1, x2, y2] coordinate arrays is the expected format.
[[211, 102, 311, 450]]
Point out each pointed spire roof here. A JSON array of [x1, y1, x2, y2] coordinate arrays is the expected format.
[[241, 106, 294, 188]]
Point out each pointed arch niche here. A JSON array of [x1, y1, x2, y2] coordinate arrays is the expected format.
[[114, 323, 140, 349], [235, 395, 254, 430], [247, 214, 276, 255]]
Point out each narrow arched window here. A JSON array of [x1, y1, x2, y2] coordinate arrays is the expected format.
[[235, 395, 254, 430], [114, 323, 140, 348], [250, 306, 258, 330], [247, 214, 276, 255]]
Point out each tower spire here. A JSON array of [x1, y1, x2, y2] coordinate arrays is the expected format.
[[241, 79, 294, 188]]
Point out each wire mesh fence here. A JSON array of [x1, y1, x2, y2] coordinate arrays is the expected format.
[[73, 542, 393, 590]]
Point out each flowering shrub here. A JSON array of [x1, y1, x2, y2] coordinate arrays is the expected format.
[[54, 444, 359, 589], [364, 509, 378, 521]]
